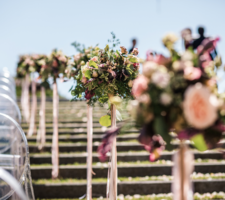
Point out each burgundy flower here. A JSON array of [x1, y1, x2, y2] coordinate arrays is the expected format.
[[85, 89, 95, 100], [98, 127, 121, 161], [138, 123, 165, 162]]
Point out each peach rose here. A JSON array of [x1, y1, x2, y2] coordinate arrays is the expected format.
[[91, 56, 98, 62], [132, 75, 149, 97], [183, 83, 218, 129]]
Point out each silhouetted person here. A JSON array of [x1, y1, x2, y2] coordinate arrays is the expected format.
[[193, 27, 206, 50], [129, 39, 137, 53], [193, 27, 217, 59], [181, 28, 194, 49]]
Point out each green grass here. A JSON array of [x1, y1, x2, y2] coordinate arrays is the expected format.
[[30, 159, 225, 168], [33, 173, 225, 185], [36, 191, 225, 200]]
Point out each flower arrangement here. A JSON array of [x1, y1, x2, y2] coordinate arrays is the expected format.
[[17, 54, 46, 78], [70, 44, 140, 106], [130, 33, 224, 160], [65, 43, 96, 80], [39, 49, 71, 82]]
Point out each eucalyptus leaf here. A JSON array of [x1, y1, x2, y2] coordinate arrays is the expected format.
[[89, 60, 98, 69], [191, 134, 207, 151], [84, 70, 91, 79], [99, 115, 111, 127], [129, 57, 138, 63]]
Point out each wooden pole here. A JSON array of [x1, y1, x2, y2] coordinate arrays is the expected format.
[[23, 74, 30, 123], [179, 141, 187, 200], [28, 76, 37, 136], [86, 104, 93, 200], [38, 86, 46, 150], [109, 104, 117, 200], [52, 79, 59, 178]]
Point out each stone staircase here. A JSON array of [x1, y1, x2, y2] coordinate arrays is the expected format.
[[19, 100, 225, 199]]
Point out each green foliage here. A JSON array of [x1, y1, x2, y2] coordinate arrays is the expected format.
[[89, 60, 98, 68], [99, 115, 111, 127], [191, 134, 207, 151], [84, 70, 91, 79]]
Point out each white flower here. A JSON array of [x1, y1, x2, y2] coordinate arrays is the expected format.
[[81, 65, 89, 75], [183, 83, 218, 129], [38, 59, 46, 66], [160, 93, 172, 105], [152, 71, 170, 88], [162, 33, 178, 49], [143, 61, 158, 77], [181, 50, 193, 61], [74, 53, 81, 62]]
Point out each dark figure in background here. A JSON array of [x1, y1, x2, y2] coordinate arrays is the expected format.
[[193, 27, 217, 59], [193, 27, 206, 50], [129, 39, 137, 53]]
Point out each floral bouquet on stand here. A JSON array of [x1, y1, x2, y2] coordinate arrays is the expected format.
[[17, 54, 47, 136], [39, 49, 71, 179], [70, 38, 140, 199], [17, 54, 42, 124], [129, 33, 223, 200]]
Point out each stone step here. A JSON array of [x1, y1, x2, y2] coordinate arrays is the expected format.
[[28, 142, 143, 153], [31, 163, 225, 179], [33, 179, 225, 198], [30, 192, 225, 200], [22, 123, 103, 128], [27, 134, 138, 143], [29, 151, 225, 165], [24, 129, 138, 135]]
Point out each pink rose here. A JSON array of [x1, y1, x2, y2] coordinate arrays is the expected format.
[[154, 54, 170, 65], [81, 77, 87, 84], [146, 51, 170, 65], [197, 37, 220, 55], [152, 71, 170, 88], [184, 66, 202, 81], [24, 57, 34, 66], [41, 65, 48, 69], [52, 60, 58, 67], [107, 69, 116, 78], [183, 84, 218, 129], [132, 75, 149, 97], [58, 55, 67, 62], [132, 48, 139, 55]]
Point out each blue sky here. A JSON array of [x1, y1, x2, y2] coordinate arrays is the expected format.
[[0, 0, 225, 98]]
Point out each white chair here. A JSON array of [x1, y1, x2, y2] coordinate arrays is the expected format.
[[0, 94, 21, 124], [0, 78, 15, 94], [0, 86, 16, 101], [0, 113, 35, 200], [0, 167, 28, 200]]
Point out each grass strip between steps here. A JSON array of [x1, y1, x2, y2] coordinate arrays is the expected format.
[[36, 191, 225, 200], [30, 159, 225, 167], [33, 172, 225, 184]]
